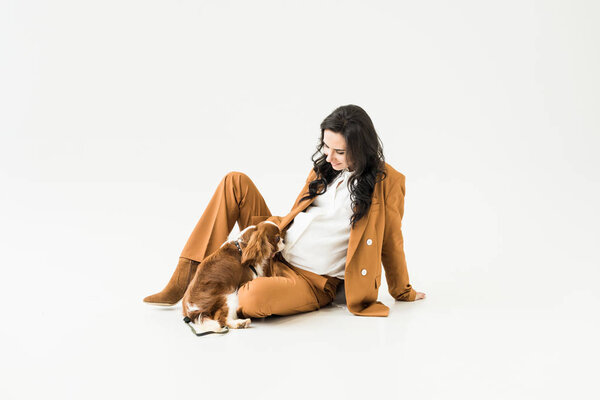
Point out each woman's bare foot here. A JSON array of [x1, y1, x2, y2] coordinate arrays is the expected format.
[[415, 291, 426, 300]]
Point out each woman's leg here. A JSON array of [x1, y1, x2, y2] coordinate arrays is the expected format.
[[237, 259, 341, 318], [180, 171, 272, 261], [144, 171, 272, 305]]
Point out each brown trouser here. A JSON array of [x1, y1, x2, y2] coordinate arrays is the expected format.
[[180, 171, 342, 318]]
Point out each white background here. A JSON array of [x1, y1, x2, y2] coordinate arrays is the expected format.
[[1, 1, 599, 399]]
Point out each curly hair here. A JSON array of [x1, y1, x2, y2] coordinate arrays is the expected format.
[[300, 105, 387, 228]]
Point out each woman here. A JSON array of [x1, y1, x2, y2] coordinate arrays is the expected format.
[[144, 104, 425, 318]]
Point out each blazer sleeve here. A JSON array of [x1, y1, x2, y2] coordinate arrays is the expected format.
[[381, 175, 417, 302], [267, 168, 316, 226]]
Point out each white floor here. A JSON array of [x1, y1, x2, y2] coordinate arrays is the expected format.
[[1, 178, 598, 400]]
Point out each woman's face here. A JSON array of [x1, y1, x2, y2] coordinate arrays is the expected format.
[[322, 129, 351, 171]]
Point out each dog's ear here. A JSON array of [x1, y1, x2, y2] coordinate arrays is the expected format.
[[241, 230, 270, 265]]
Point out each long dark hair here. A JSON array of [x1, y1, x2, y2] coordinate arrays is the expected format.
[[300, 105, 387, 228]]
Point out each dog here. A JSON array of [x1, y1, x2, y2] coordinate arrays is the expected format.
[[182, 220, 284, 334]]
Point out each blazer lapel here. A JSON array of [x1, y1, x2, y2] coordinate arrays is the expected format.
[[280, 195, 317, 230], [345, 212, 368, 265], [345, 187, 381, 266]]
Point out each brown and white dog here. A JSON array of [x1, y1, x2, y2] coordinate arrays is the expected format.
[[182, 221, 283, 334]]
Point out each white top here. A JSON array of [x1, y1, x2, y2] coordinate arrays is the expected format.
[[281, 168, 354, 279]]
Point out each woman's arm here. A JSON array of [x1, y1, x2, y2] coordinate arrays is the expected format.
[[381, 174, 420, 301], [267, 168, 317, 226]]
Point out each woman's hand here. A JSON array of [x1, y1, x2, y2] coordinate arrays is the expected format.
[[415, 291, 426, 300]]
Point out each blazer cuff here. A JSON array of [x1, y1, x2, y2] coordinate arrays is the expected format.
[[396, 287, 417, 302], [408, 288, 417, 301], [266, 216, 282, 224]]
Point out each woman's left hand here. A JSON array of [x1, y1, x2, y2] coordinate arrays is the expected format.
[[415, 291, 426, 300]]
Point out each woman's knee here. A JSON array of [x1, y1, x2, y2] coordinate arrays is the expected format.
[[237, 277, 294, 318], [224, 171, 250, 184], [238, 282, 270, 318], [222, 171, 255, 195]]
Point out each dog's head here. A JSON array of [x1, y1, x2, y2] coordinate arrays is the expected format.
[[239, 221, 283, 275]]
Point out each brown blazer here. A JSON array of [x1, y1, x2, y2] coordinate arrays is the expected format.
[[262, 162, 416, 317]]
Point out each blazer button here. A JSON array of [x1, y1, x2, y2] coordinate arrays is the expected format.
[[361, 269, 367, 276], [366, 239, 373, 246]]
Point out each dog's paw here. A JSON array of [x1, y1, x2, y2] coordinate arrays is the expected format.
[[227, 318, 252, 329]]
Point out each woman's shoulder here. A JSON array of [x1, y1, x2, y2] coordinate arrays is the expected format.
[[382, 162, 406, 186]]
